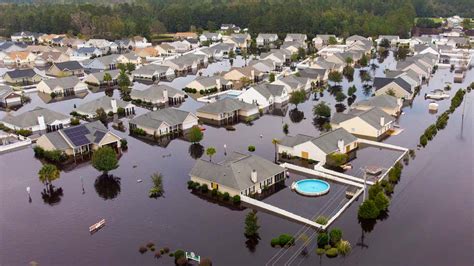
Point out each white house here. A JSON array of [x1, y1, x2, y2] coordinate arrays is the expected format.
[[256, 33, 279, 47], [237, 83, 289, 110], [75, 96, 135, 118], [1, 107, 70, 133]]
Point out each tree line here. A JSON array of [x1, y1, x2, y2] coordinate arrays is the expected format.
[[0, 0, 469, 40]]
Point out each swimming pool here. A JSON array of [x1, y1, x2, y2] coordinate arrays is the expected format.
[[293, 179, 330, 196]]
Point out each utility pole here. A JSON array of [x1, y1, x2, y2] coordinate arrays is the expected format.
[[361, 167, 367, 201]]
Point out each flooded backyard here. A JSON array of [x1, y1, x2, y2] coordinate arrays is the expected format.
[[0, 53, 473, 265]]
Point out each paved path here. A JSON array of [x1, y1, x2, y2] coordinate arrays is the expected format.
[[240, 195, 324, 230]]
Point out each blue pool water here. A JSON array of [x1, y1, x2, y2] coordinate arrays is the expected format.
[[294, 179, 330, 196]]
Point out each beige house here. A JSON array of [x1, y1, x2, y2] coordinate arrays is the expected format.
[[129, 108, 198, 137], [190, 152, 286, 197], [373, 77, 414, 100], [277, 128, 358, 165], [352, 94, 403, 116], [186, 76, 233, 91], [331, 107, 395, 140], [223, 66, 263, 88], [36, 121, 122, 157], [37, 76, 88, 96], [3, 68, 43, 86], [3, 51, 36, 67], [47, 61, 85, 77], [196, 98, 259, 126]]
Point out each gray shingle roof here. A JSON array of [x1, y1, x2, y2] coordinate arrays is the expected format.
[[192, 76, 231, 88], [279, 128, 357, 154], [4, 68, 38, 79], [0, 85, 16, 100], [130, 84, 183, 101], [53, 61, 83, 71], [331, 107, 395, 130], [252, 83, 286, 99], [373, 76, 412, 93], [189, 151, 285, 191], [2, 107, 69, 128], [41, 76, 82, 89], [353, 94, 399, 109], [76, 96, 130, 114], [129, 108, 193, 129], [43, 121, 112, 149], [197, 98, 256, 114]]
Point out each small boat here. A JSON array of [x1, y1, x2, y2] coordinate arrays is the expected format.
[[89, 219, 106, 233], [426, 89, 449, 100], [428, 102, 439, 111]]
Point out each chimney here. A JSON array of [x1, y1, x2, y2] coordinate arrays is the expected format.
[[163, 88, 168, 101], [380, 116, 385, 127], [37, 115, 46, 131], [111, 98, 118, 113], [337, 139, 345, 153], [216, 78, 221, 90], [251, 169, 257, 183], [251, 70, 255, 81]]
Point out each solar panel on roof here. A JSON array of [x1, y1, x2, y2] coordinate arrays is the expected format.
[[63, 125, 91, 147]]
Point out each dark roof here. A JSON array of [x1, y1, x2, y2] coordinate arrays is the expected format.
[[373, 77, 412, 93], [53, 61, 83, 71], [4, 68, 38, 79]]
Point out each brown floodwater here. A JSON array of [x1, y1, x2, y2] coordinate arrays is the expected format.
[[0, 54, 472, 266]]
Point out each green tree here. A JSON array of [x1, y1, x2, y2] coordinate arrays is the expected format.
[[289, 90, 306, 109], [335, 91, 347, 102], [96, 107, 107, 123], [269, 73, 275, 82], [206, 147, 216, 162], [358, 199, 380, 219], [326, 152, 348, 167], [272, 138, 280, 163], [317, 232, 329, 248], [359, 54, 369, 67], [188, 126, 203, 143], [348, 85, 357, 96], [118, 69, 130, 88], [329, 228, 343, 246], [103, 72, 112, 89], [126, 63, 135, 73], [313, 101, 331, 118], [92, 146, 119, 174], [379, 38, 391, 48], [38, 163, 60, 187], [328, 71, 342, 85], [149, 172, 164, 198], [374, 191, 390, 211], [244, 210, 260, 238], [328, 36, 338, 45]]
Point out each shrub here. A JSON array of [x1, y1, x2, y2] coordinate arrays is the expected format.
[[222, 192, 230, 201], [70, 117, 80, 126], [316, 248, 325, 256], [420, 135, 428, 147], [117, 107, 126, 116], [146, 242, 155, 248], [154, 251, 161, 258], [329, 228, 343, 246], [232, 195, 241, 204], [278, 234, 295, 247], [324, 244, 332, 250], [384, 183, 394, 195], [139, 246, 147, 254], [211, 188, 218, 197], [326, 152, 349, 167], [174, 249, 185, 260], [358, 200, 380, 219], [374, 192, 390, 211], [120, 139, 128, 150], [15, 129, 32, 137], [200, 184, 209, 193], [247, 145, 256, 152], [368, 182, 383, 200], [317, 232, 329, 247], [315, 215, 329, 225], [187, 180, 195, 189], [325, 247, 338, 258], [271, 238, 280, 247], [380, 180, 388, 187], [188, 126, 203, 143], [131, 127, 147, 136], [337, 240, 352, 256], [163, 247, 170, 253]]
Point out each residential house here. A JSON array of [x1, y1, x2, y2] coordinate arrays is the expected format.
[[373, 77, 414, 100], [0, 42, 27, 53], [0, 85, 22, 108], [132, 36, 151, 48], [168, 40, 193, 54], [260, 49, 292, 69], [174, 32, 198, 40], [82, 39, 117, 54], [331, 107, 395, 140], [248, 59, 277, 73], [134, 47, 159, 59], [345, 35, 370, 46], [47, 61, 85, 77], [155, 43, 176, 57], [34, 51, 70, 67], [1, 107, 70, 133], [284, 34, 307, 43], [186, 76, 233, 91], [3, 51, 36, 67], [130, 84, 186, 107], [396, 60, 430, 80], [223, 33, 250, 50], [385, 69, 422, 88], [277, 127, 358, 164], [199, 32, 222, 43], [352, 94, 403, 116], [237, 83, 289, 110], [36, 121, 122, 157], [222, 66, 263, 87], [376, 35, 400, 46], [256, 33, 279, 47], [281, 41, 307, 54], [220, 24, 241, 33], [190, 151, 286, 197], [73, 47, 102, 59], [131, 64, 175, 82], [75, 96, 135, 118], [297, 68, 328, 84], [413, 43, 438, 56], [3, 68, 43, 86], [272, 75, 311, 93], [312, 34, 337, 49], [162, 54, 208, 75], [129, 108, 198, 137], [83, 69, 122, 87], [37, 76, 88, 97], [196, 98, 259, 126], [11, 31, 38, 43], [81, 53, 141, 72]]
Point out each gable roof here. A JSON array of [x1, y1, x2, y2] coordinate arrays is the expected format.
[[4, 68, 38, 79], [353, 94, 400, 109], [52, 61, 83, 71], [2, 107, 69, 128], [279, 128, 357, 154], [130, 84, 183, 100], [0, 85, 18, 100], [197, 98, 256, 114], [41, 76, 82, 89], [190, 151, 285, 191], [130, 108, 194, 129], [373, 76, 412, 93], [331, 107, 395, 130], [76, 96, 131, 114], [45, 121, 114, 149]]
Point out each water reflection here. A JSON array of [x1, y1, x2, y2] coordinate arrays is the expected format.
[[188, 143, 204, 160], [245, 235, 260, 253], [289, 108, 304, 123], [41, 185, 64, 206], [335, 103, 347, 113], [94, 174, 121, 200], [358, 217, 377, 233]]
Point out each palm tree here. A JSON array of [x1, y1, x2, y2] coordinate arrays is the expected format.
[[103, 72, 112, 90], [206, 147, 216, 162], [345, 56, 353, 66], [38, 164, 60, 193], [272, 138, 280, 163]]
